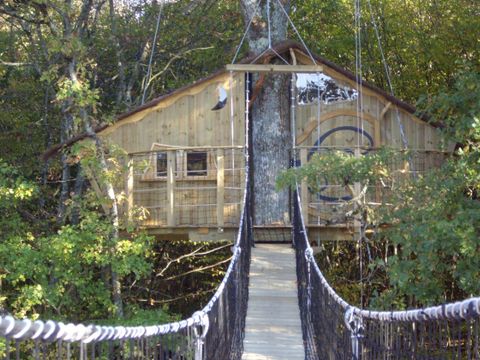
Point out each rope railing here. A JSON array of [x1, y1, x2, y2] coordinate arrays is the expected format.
[[293, 188, 480, 359], [0, 157, 252, 360]]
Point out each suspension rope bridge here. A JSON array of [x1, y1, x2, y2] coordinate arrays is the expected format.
[[2, 1, 479, 359], [1, 175, 480, 359]]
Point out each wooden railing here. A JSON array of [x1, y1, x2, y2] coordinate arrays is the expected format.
[[293, 147, 450, 227], [125, 147, 246, 228]]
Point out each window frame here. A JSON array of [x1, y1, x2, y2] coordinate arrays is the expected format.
[[181, 150, 215, 180], [155, 151, 168, 178], [143, 148, 214, 181]]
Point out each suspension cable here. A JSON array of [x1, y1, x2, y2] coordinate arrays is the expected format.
[[142, 0, 165, 104], [267, 0, 272, 49], [232, 0, 263, 64], [273, 0, 317, 65], [316, 73, 322, 246], [229, 71, 236, 173], [233, 0, 318, 66], [366, 0, 408, 150], [354, 0, 365, 310]]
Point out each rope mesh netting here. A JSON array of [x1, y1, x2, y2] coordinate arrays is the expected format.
[[0, 157, 252, 360], [293, 188, 480, 359]]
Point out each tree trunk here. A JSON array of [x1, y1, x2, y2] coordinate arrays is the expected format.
[[240, 0, 291, 225], [57, 101, 74, 223], [40, 85, 53, 210], [70, 166, 85, 225], [84, 112, 125, 318]]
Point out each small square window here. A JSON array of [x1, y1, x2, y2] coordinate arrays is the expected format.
[[156, 152, 168, 177], [186, 152, 207, 176]]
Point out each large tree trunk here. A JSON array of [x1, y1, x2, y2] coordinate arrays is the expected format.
[[240, 0, 291, 225]]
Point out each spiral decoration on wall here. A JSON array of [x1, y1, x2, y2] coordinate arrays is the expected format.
[[308, 126, 374, 202]]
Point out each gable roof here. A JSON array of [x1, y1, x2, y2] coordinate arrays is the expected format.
[[43, 40, 435, 161], [112, 40, 429, 129]]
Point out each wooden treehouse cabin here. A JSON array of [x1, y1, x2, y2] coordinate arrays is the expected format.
[[98, 41, 450, 242]]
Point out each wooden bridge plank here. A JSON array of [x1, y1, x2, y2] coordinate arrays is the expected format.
[[242, 244, 305, 360]]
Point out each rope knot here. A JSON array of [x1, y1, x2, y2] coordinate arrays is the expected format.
[[192, 311, 209, 339], [192, 311, 209, 360], [304, 247, 314, 261], [344, 307, 364, 338]]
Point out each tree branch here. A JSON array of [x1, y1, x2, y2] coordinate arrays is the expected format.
[[161, 257, 232, 281], [0, 60, 32, 67], [156, 243, 232, 277], [136, 288, 215, 305], [144, 46, 214, 92]]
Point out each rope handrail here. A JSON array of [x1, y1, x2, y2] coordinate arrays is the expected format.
[[0, 209, 245, 342], [295, 187, 480, 322], [0, 153, 251, 359], [293, 186, 480, 359]]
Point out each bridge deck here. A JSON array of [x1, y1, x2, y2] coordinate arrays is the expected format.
[[242, 244, 304, 360]]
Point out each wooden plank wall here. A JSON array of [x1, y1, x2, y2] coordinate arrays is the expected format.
[[293, 53, 448, 228], [295, 87, 444, 151], [102, 72, 246, 153], [103, 49, 448, 232], [100, 72, 246, 230], [294, 51, 446, 152]]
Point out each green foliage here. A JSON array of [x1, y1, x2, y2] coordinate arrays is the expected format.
[[278, 147, 404, 193], [0, 159, 153, 320], [0, 160, 37, 245], [377, 70, 480, 305], [419, 70, 480, 146], [293, 0, 480, 103], [97, 306, 177, 327], [0, 207, 153, 320], [379, 161, 480, 305], [0, 160, 36, 206]]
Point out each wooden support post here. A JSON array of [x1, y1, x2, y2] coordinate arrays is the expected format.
[[380, 101, 392, 120], [167, 150, 176, 227], [216, 149, 225, 228], [127, 155, 134, 221], [377, 101, 392, 147], [300, 148, 309, 226]]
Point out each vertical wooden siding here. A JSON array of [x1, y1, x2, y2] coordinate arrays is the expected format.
[[102, 72, 246, 153]]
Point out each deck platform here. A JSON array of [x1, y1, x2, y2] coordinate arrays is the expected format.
[[242, 244, 305, 360]]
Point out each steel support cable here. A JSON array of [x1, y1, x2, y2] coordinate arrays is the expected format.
[[232, 0, 290, 65], [229, 71, 236, 173], [266, 0, 272, 49], [232, 0, 263, 64], [354, 0, 367, 314], [273, 0, 317, 65], [142, 0, 165, 105], [232, 0, 317, 66], [365, 0, 408, 150]]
